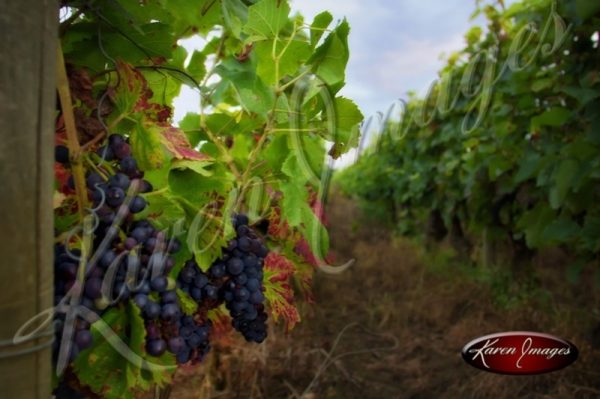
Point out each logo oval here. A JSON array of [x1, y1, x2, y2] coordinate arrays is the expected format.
[[462, 331, 578, 375]]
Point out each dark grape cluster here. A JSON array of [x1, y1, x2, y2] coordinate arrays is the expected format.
[[88, 134, 152, 221], [53, 133, 182, 365], [177, 214, 270, 343], [222, 214, 269, 343], [143, 312, 212, 365]]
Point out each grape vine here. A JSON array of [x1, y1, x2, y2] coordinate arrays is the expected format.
[[53, 0, 363, 398]]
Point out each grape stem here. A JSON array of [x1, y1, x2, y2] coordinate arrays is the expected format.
[[57, 43, 88, 217]]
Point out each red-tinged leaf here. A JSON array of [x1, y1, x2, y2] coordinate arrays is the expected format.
[[267, 206, 292, 240], [159, 126, 210, 161], [264, 252, 295, 282], [291, 254, 316, 304], [207, 306, 233, 346], [263, 252, 301, 332], [110, 62, 171, 122], [111, 61, 146, 116], [55, 164, 71, 193]]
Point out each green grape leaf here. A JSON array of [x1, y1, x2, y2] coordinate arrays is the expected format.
[[549, 159, 579, 209], [164, 0, 223, 34], [138, 192, 186, 231], [517, 203, 555, 248], [328, 97, 363, 158], [531, 107, 571, 128], [243, 0, 291, 41], [310, 11, 333, 48], [170, 159, 214, 176], [216, 58, 275, 117], [222, 0, 249, 38], [169, 166, 233, 206], [254, 39, 311, 85], [187, 50, 207, 83], [280, 180, 308, 227], [309, 19, 350, 86], [542, 214, 580, 244]]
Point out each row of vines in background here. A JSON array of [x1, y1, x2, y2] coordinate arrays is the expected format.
[[54, 0, 363, 397], [338, 0, 600, 280]]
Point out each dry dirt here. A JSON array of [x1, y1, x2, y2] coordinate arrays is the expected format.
[[165, 193, 600, 399]]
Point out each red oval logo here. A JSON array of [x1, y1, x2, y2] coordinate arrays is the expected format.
[[462, 331, 578, 375]]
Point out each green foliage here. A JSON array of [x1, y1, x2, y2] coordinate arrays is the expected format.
[[338, 0, 600, 268]]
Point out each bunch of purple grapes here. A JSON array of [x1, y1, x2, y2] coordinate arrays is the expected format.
[[53, 133, 183, 363], [221, 214, 269, 343], [176, 214, 269, 343]]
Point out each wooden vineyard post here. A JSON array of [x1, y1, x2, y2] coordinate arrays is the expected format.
[[0, 1, 58, 398]]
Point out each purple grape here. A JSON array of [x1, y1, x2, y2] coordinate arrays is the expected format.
[[144, 301, 161, 319], [146, 339, 167, 357], [203, 285, 218, 300], [190, 287, 202, 300], [160, 303, 180, 321], [55, 145, 70, 164], [246, 278, 260, 292], [146, 323, 160, 339], [96, 145, 114, 161], [75, 330, 93, 350], [234, 287, 250, 301], [161, 290, 178, 304], [234, 214, 249, 227], [129, 196, 146, 213], [86, 172, 104, 189], [176, 348, 191, 364], [113, 143, 131, 160], [106, 187, 125, 208], [84, 278, 103, 299], [140, 180, 153, 193], [168, 337, 185, 354], [249, 291, 264, 305], [209, 263, 226, 278], [237, 236, 251, 252], [227, 258, 244, 275], [167, 239, 181, 254], [150, 276, 168, 292], [235, 274, 248, 285], [131, 227, 150, 243], [100, 250, 117, 268], [108, 173, 130, 191], [124, 237, 137, 250], [108, 134, 125, 148], [119, 156, 138, 175], [193, 274, 208, 288], [134, 294, 148, 309]]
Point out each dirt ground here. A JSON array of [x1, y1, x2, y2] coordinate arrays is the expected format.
[[166, 193, 600, 399]]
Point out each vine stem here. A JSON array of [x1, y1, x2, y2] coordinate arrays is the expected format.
[[56, 43, 88, 218]]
